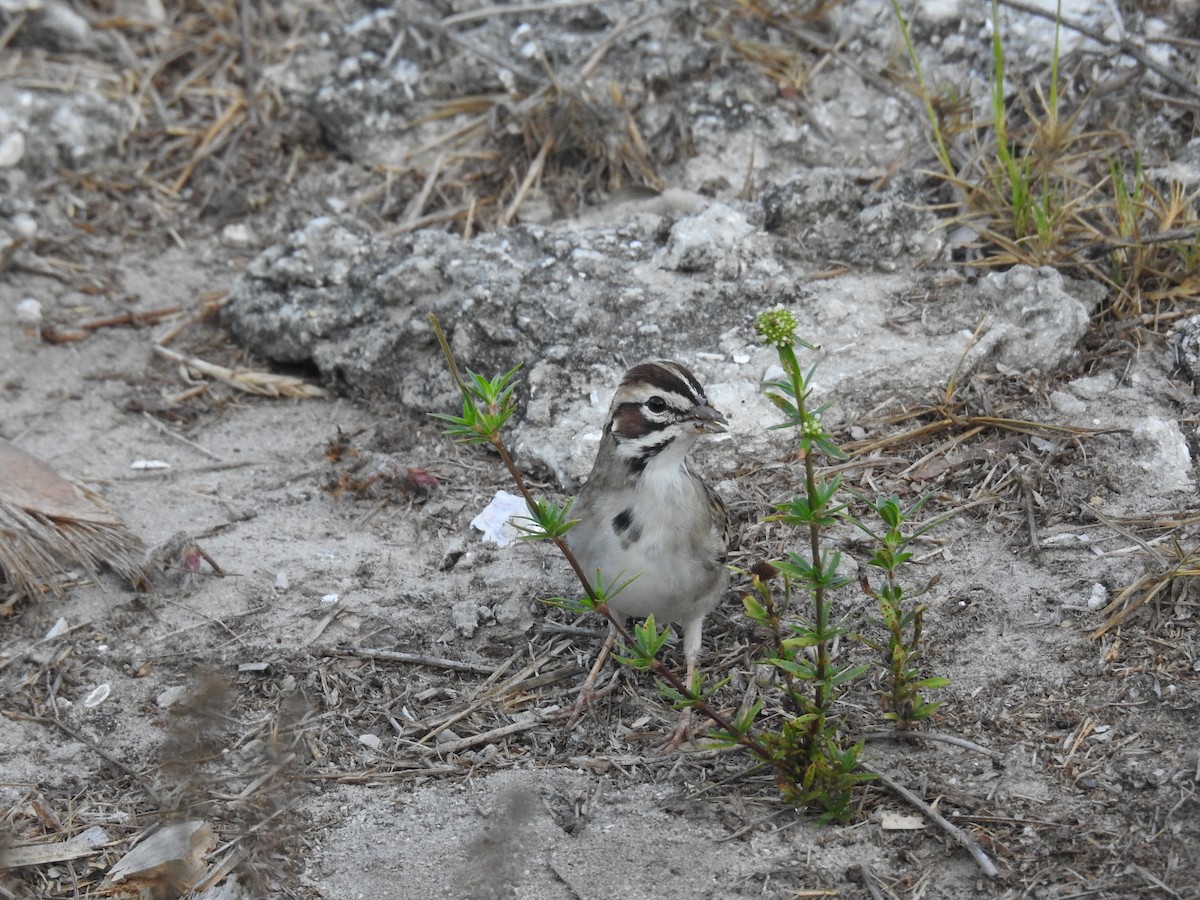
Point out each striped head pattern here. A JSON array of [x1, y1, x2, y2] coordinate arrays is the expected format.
[[605, 360, 727, 471]]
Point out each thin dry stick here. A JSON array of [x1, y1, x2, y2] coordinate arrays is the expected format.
[[416, 664, 583, 745], [171, 97, 248, 194], [419, 716, 551, 755], [858, 730, 1006, 766], [337, 648, 497, 676], [141, 411, 224, 461], [401, 153, 446, 227], [441, 0, 599, 27], [860, 761, 1001, 879], [500, 130, 556, 226]]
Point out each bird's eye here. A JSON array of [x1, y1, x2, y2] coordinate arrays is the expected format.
[[646, 396, 667, 413]]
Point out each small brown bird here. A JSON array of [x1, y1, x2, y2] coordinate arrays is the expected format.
[[568, 360, 730, 746]]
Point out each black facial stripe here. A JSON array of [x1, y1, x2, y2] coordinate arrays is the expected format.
[[677, 365, 705, 401], [640, 436, 675, 458], [625, 435, 676, 472]]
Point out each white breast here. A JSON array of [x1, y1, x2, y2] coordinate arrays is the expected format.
[[572, 450, 723, 624]]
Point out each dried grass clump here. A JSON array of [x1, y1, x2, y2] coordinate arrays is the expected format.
[[893, 0, 1200, 322], [0, 439, 149, 604], [375, 17, 669, 234], [70, 1, 309, 224]]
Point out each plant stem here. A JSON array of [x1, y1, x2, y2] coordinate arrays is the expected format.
[[782, 343, 831, 719]]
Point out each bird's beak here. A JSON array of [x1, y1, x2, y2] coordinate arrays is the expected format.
[[687, 402, 728, 434]]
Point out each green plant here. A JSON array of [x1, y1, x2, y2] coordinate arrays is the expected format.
[[891, 0, 1200, 317], [890, 0, 954, 178], [716, 308, 876, 822], [427, 310, 953, 824], [846, 494, 951, 727]]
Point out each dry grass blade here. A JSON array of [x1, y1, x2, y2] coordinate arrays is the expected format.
[[0, 440, 149, 602], [888, 1, 1200, 320], [1092, 539, 1200, 639], [153, 344, 327, 399], [843, 408, 1120, 457]]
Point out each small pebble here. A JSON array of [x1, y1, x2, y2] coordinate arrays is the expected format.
[[15, 298, 42, 323]]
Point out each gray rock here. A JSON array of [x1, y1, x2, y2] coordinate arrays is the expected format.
[[1131, 416, 1195, 494], [967, 266, 1103, 374], [1174, 313, 1200, 381], [225, 212, 771, 417]]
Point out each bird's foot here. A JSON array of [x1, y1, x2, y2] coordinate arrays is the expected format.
[[563, 673, 618, 728], [657, 707, 696, 753]]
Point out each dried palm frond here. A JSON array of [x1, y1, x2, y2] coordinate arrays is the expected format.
[[0, 439, 150, 604], [152, 344, 328, 399]]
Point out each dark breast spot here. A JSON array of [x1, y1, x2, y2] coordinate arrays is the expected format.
[[612, 508, 642, 549]]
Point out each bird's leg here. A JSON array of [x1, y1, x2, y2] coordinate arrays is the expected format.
[[660, 619, 704, 752], [565, 623, 618, 727], [659, 654, 697, 752]]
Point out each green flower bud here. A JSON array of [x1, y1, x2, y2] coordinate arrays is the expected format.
[[755, 308, 798, 348]]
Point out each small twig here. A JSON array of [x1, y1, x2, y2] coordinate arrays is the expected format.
[[141, 412, 225, 461], [416, 653, 583, 745], [420, 715, 550, 755], [41, 305, 185, 344], [236, 0, 260, 127], [0, 12, 26, 53], [859, 761, 1001, 879], [1019, 475, 1042, 562], [400, 153, 446, 227], [499, 130, 556, 226], [862, 867, 887, 900], [858, 730, 1006, 767], [441, 0, 599, 27], [335, 648, 497, 676]]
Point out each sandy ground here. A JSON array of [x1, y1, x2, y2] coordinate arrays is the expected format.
[[2, 2, 1199, 899]]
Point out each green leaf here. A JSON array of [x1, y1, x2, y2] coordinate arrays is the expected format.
[[542, 595, 596, 615], [613, 614, 672, 668], [912, 676, 952, 690], [512, 497, 578, 540], [830, 663, 871, 685], [742, 594, 769, 625], [772, 657, 817, 679]]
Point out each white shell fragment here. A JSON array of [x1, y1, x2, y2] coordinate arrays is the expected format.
[[15, 298, 42, 323], [130, 459, 171, 470], [43, 617, 69, 640], [84, 683, 111, 708], [470, 490, 531, 548], [0, 131, 25, 168]]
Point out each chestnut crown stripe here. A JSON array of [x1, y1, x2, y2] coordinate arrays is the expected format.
[[620, 361, 706, 402]]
